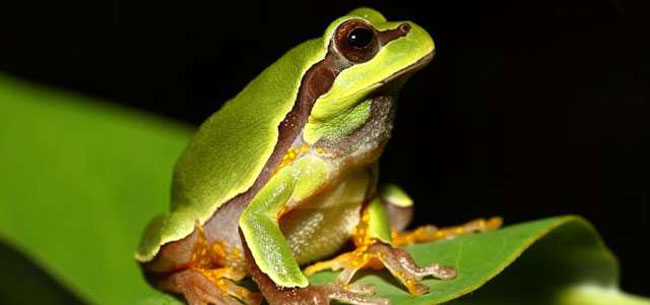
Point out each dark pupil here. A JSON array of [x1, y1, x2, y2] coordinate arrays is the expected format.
[[347, 28, 373, 48]]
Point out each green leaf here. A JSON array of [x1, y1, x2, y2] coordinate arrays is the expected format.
[[0, 74, 647, 305]]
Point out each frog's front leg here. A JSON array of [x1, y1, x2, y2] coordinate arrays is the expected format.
[[304, 197, 456, 296], [379, 184, 503, 246], [240, 155, 387, 305], [241, 232, 387, 305]]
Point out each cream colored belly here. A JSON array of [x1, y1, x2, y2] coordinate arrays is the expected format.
[[279, 168, 371, 265]]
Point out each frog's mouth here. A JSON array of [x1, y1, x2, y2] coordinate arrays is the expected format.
[[372, 51, 434, 98], [382, 51, 434, 87]]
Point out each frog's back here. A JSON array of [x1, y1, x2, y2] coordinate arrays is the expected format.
[[135, 39, 326, 262]]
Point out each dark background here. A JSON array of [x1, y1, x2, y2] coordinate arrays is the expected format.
[[2, 0, 648, 295]]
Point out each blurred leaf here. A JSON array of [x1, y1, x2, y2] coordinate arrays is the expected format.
[[0, 240, 86, 305], [0, 74, 647, 305], [0, 74, 193, 304]]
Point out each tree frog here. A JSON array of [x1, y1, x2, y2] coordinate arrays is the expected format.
[[136, 7, 501, 305]]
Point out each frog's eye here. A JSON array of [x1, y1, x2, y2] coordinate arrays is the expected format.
[[334, 20, 379, 63], [348, 27, 374, 49]]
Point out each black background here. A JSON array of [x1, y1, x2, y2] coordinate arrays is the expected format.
[[2, 0, 649, 296]]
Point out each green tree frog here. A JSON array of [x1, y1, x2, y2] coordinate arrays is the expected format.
[[136, 7, 501, 305]]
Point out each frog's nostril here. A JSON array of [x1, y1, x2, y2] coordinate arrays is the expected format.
[[399, 23, 411, 34]]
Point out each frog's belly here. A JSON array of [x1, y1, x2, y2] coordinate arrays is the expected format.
[[279, 168, 370, 265]]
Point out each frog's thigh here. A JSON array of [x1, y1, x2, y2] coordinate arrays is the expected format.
[[363, 197, 393, 244], [239, 155, 329, 288], [148, 225, 262, 305], [378, 183, 414, 232], [159, 268, 262, 305]]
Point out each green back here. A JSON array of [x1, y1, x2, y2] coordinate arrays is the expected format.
[[136, 39, 326, 262]]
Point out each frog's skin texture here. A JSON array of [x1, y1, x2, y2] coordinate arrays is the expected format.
[[136, 7, 501, 305]]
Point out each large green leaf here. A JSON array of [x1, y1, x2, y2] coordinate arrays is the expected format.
[[0, 74, 647, 305]]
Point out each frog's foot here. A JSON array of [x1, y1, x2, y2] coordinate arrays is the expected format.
[[320, 283, 390, 305], [159, 268, 262, 305], [262, 283, 388, 305], [304, 241, 456, 296], [392, 217, 503, 246]]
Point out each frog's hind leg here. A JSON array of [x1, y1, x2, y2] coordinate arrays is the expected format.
[[158, 268, 260, 305], [392, 217, 503, 246], [151, 226, 262, 305], [379, 184, 502, 246]]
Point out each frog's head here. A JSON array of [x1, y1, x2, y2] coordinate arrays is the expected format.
[[303, 7, 434, 155]]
